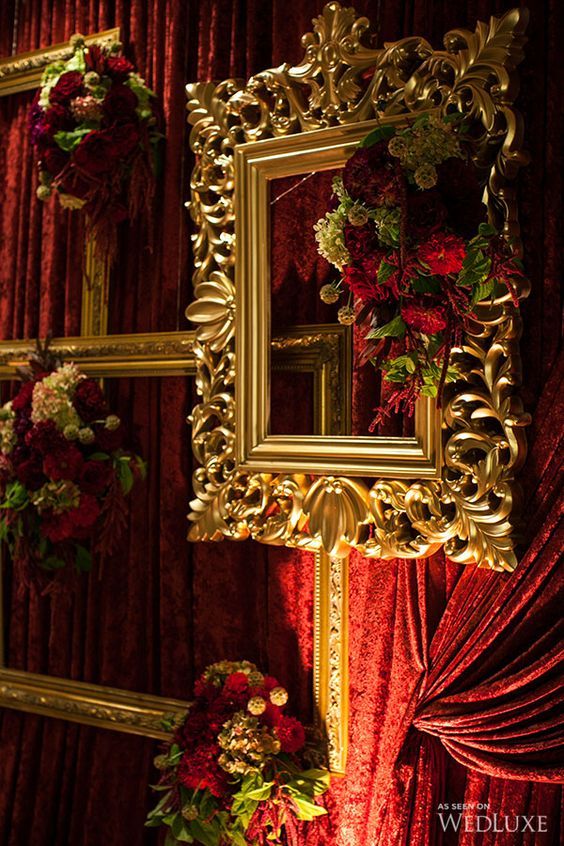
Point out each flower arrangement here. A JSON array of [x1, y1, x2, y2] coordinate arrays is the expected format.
[[29, 34, 160, 263], [314, 114, 526, 425], [0, 348, 145, 586], [146, 660, 329, 846]]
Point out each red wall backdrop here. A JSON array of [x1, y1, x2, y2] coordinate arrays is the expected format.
[[0, 1, 562, 845]]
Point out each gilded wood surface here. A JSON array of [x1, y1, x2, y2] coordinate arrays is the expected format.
[[186, 3, 530, 570]]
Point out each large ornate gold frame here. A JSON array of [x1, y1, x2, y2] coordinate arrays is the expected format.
[[186, 3, 530, 571]]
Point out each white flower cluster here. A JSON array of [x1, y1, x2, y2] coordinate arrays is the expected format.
[[31, 363, 84, 431], [218, 712, 281, 776], [388, 115, 463, 189], [203, 660, 258, 686], [0, 402, 16, 454]]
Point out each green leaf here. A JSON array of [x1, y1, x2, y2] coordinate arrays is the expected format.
[[246, 781, 274, 801], [360, 124, 396, 148], [89, 452, 110, 461], [116, 456, 134, 495], [190, 820, 220, 846], [377, 259, 396, 285], [75, 543, 92, 572], [291, 794, 328, 821], [365, 315, 406, 340], [164, 832, 178, 846], [411, 275, 441, 295], [42, 555, 66, 571], [470, 278, 496, 306], [53, 128, 92, 152], [478, 222, 497, 238]]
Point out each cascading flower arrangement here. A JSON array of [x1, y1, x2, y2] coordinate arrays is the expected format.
[[29, 33, 160, 263], [314, 113, 526, 426], [0, 344, 145, 587], [146, 660, 330, 846]]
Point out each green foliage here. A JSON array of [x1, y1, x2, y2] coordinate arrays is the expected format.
[[75, 543, 92, 573], [360, 124, 396, 148], [365, 314, 406, 341], [126, 75, 156, 121], [411, 275, 441, 295], [115, 455, 135, 495], [0, 481, 29, 511], [377, 259, 396, 286], [53, 128, 92, 152]]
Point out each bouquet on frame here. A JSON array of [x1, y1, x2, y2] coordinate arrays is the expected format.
[[29, 33, 160, 263], [146, 660, 330, 846], [314, 113, 527, 426], [0, 348, 145, 587]]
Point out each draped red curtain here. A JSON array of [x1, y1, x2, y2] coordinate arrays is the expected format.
[[0, 1, 562, 845]]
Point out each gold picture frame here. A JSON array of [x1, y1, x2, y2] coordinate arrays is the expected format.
[[186, 3, 530, 571]]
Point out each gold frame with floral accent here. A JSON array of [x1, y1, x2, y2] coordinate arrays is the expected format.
[[186, 2, 530, 571]]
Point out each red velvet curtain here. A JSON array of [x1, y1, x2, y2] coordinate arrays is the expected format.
[[0, 1, 562, 845]]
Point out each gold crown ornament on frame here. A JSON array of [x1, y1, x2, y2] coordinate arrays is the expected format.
[[185, 3, 530, 571]]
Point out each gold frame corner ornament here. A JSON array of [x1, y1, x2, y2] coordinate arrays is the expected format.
[[186, 3, 530, 572]]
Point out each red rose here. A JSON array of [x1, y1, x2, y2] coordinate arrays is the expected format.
[[401, 298, 448, 334], [73, 130, 117, 175], [94, 421, 124, 452], [222, 671, 249, 696], [42, 145, 70, 176], [15, 456, 44, 491], [260, 702, 283, 728], [43, 446, 84, 481], [343, 265, 378, 304], [44, 103, 74, 132], [177, 745, 227, 798], [418, 233, 466, 276], [343, 141, 401, 207], [407, 190, 447, 240], [71, 494, 100, 531], [12, 381, 35, 412], [105, 56, 134, 81], [344, 223, 378, 261], [79, 461, 111, 495], [25, 420, 66, 454], [49, 71, 84, 105], [73, 378, 108, 422], [102, 84, 138, 124], [111, 123, 141, 158], [275, 715, 306, 753]]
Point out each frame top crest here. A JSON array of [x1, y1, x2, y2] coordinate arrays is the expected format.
[[185, 3, 530, 570]]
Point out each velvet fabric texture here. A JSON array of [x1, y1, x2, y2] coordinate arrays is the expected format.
[[0, 1, 562, 845]]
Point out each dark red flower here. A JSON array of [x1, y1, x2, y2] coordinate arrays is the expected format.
[[343, 141, 401, 207], [94, 421, 124, 452], [49, 71, 84, 105], [342, 265, 387, 304], [177, 745, 227, 798], [407, 190, 447, 240], [44, 103, 74, 132], [222, 671, 249, 696], [275, 715, 306, 753], [25, 420, 66, 454], [260, 702, 283, 728], [418, 233, 466, 276], [43, 445, 84, 481], [42, 145, 70, 176], [102, 85, 138, 124], [73, 379, 108, 422], [111, 123, 141, 158], [105, 56, 134, 81], [401, 298, 448, 334], [262, 676, 281, 692], [12, 381, 35, 412], [72, 130, 117, 175], [15, 456, 44, 491], [79, 460, 111, 495], [41, 494, 100, 543], [344, 223, 378, 261]]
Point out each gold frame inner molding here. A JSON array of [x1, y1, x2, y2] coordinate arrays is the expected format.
[[186, 3, 530, 571]]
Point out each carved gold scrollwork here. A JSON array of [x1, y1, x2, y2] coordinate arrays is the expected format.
[[186, 4, 529, 571]]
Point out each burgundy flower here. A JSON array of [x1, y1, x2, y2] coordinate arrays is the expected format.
[[79, 460, 111, 495], [12, 381, 35, 412], [102, 85, 138, 125], [49, 71, 84, 105], [94, 422, 124, 452], [44, 103, 74, 133], [275, 715, 306, 754], [407, 189, 447, 240], [343, 141, 401, 207], [42, 145, 69, 177], [15, 456, 44, 490], [105, 56, 134, 81], [222, 671, 249, 696], [43, 445, 84, 481], [41, 494, 100, 543], [73, 378, 108, 422], [342, 266, 377, 304], [25, 420, 66, 454], [177, 745, 227, 798], [110, 123, 141, 158], [344, 223, 378, 261], [72, 130, 117, 175], [401, 298, 448, 334], [419, 233, 466, 276], [260, 702, 283, 728]]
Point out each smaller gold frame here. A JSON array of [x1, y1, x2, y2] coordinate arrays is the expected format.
[[235, 123, 441, 476]]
